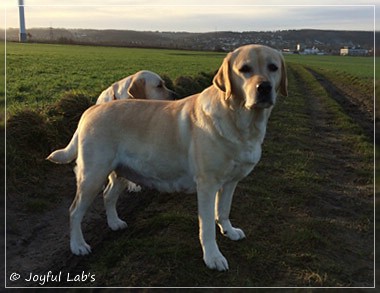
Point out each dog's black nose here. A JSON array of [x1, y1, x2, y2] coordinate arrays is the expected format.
[[257, 81, 272, 96]]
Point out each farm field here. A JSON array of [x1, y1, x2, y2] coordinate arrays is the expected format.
[[285, 53, 374, 79], [5, 42, 225, 113], [5, 42, 374, 288]]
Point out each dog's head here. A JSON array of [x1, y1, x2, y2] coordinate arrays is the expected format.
[[127, 70, 177, 100], [213, 44, 288, 110]]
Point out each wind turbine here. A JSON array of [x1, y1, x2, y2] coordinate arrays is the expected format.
[[18, 0, 27, 42]]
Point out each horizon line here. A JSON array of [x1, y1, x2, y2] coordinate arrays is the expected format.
[[1, 27, 375, 34]]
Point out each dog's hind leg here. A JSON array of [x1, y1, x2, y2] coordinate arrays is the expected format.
[[215, 181, 246, 241], [103, 172, 128, 231], [69, 169, 108, 255]]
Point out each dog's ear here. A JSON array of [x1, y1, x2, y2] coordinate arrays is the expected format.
[[110, 83, 119, 100], [279, 54, 288, 97], [213, 53, 232, 98], [128, 77, 146, 99]]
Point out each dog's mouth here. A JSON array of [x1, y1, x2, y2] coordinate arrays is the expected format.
[[252, 100, 274, 109], [245, 94, 274, 110], [245, 99, 273, 110]]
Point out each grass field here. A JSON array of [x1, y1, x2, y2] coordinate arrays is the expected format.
[[5, 43, 224, 113], [286, 54, 375, 105], [5, 43, 376, 112], [285, 54, 374, 79], [5, 42, 374, 288]]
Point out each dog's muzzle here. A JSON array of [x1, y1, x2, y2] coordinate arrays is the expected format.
[[254, 81, 273, 108]]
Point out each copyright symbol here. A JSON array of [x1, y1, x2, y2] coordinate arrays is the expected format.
[[9, 272, 21, 281]]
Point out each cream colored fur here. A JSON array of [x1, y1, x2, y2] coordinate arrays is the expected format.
[[49, 70, 176, 197]]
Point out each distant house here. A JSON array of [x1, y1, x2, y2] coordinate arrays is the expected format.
[[303, 47, 320, 55], [340, 47, 369, 56]]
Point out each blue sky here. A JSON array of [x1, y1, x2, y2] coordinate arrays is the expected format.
[[3, 1, 377, 32]]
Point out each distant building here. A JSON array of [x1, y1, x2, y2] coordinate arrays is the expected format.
[[303, 47, 320, 55], [340, 46, 369, 56]]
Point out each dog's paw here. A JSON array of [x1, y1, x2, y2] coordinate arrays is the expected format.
[[223, 227, 246, 241], [127, 182, 142, 193], [70, 241, 92, 256], [204, 251, 229, 271], [108, 219, 128, 231]]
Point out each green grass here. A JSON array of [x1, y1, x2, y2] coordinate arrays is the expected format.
[[292, 63, 372, 156], [285, 54, 375, 99], [285, 54, 374, 79], [6, 42, 374, 114], [0, 42, 4, 126], [6, 42, 224, 113]]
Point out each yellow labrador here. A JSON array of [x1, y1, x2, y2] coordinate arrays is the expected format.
[[96, 70, 177, 197], [47, 44, 287, 271], [96, 70, 177, 103], [58, 70, 177, 202]]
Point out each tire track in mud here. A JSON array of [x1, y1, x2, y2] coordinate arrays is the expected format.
[[306, 68, 373, 141], [289, 65, 373, 286]]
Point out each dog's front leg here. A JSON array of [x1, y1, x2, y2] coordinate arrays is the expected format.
[[215, 181, 246, 241], [197, 179, 229, 271]]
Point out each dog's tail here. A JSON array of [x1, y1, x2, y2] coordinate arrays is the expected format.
[[47, 129, 78, 164]]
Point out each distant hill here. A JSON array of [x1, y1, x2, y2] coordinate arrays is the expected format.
[[2, 28, 375, 54]]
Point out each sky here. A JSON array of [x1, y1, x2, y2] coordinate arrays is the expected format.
[[2, 1, 377, 32]]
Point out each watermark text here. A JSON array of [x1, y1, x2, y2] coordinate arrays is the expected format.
[[9, 271, 95, 286]]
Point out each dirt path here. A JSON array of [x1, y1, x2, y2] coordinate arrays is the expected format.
[[306, 68, 373, 140], [291, 67, 373, 286]]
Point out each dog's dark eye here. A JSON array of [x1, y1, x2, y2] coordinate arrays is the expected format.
[[157, 83, 163, 88], [268, 64, 278, 72], [239, 64, 252, 73]]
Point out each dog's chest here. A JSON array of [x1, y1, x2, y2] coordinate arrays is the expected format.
[[228, 143, 262, 179], [238, 145, 261, 164]]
